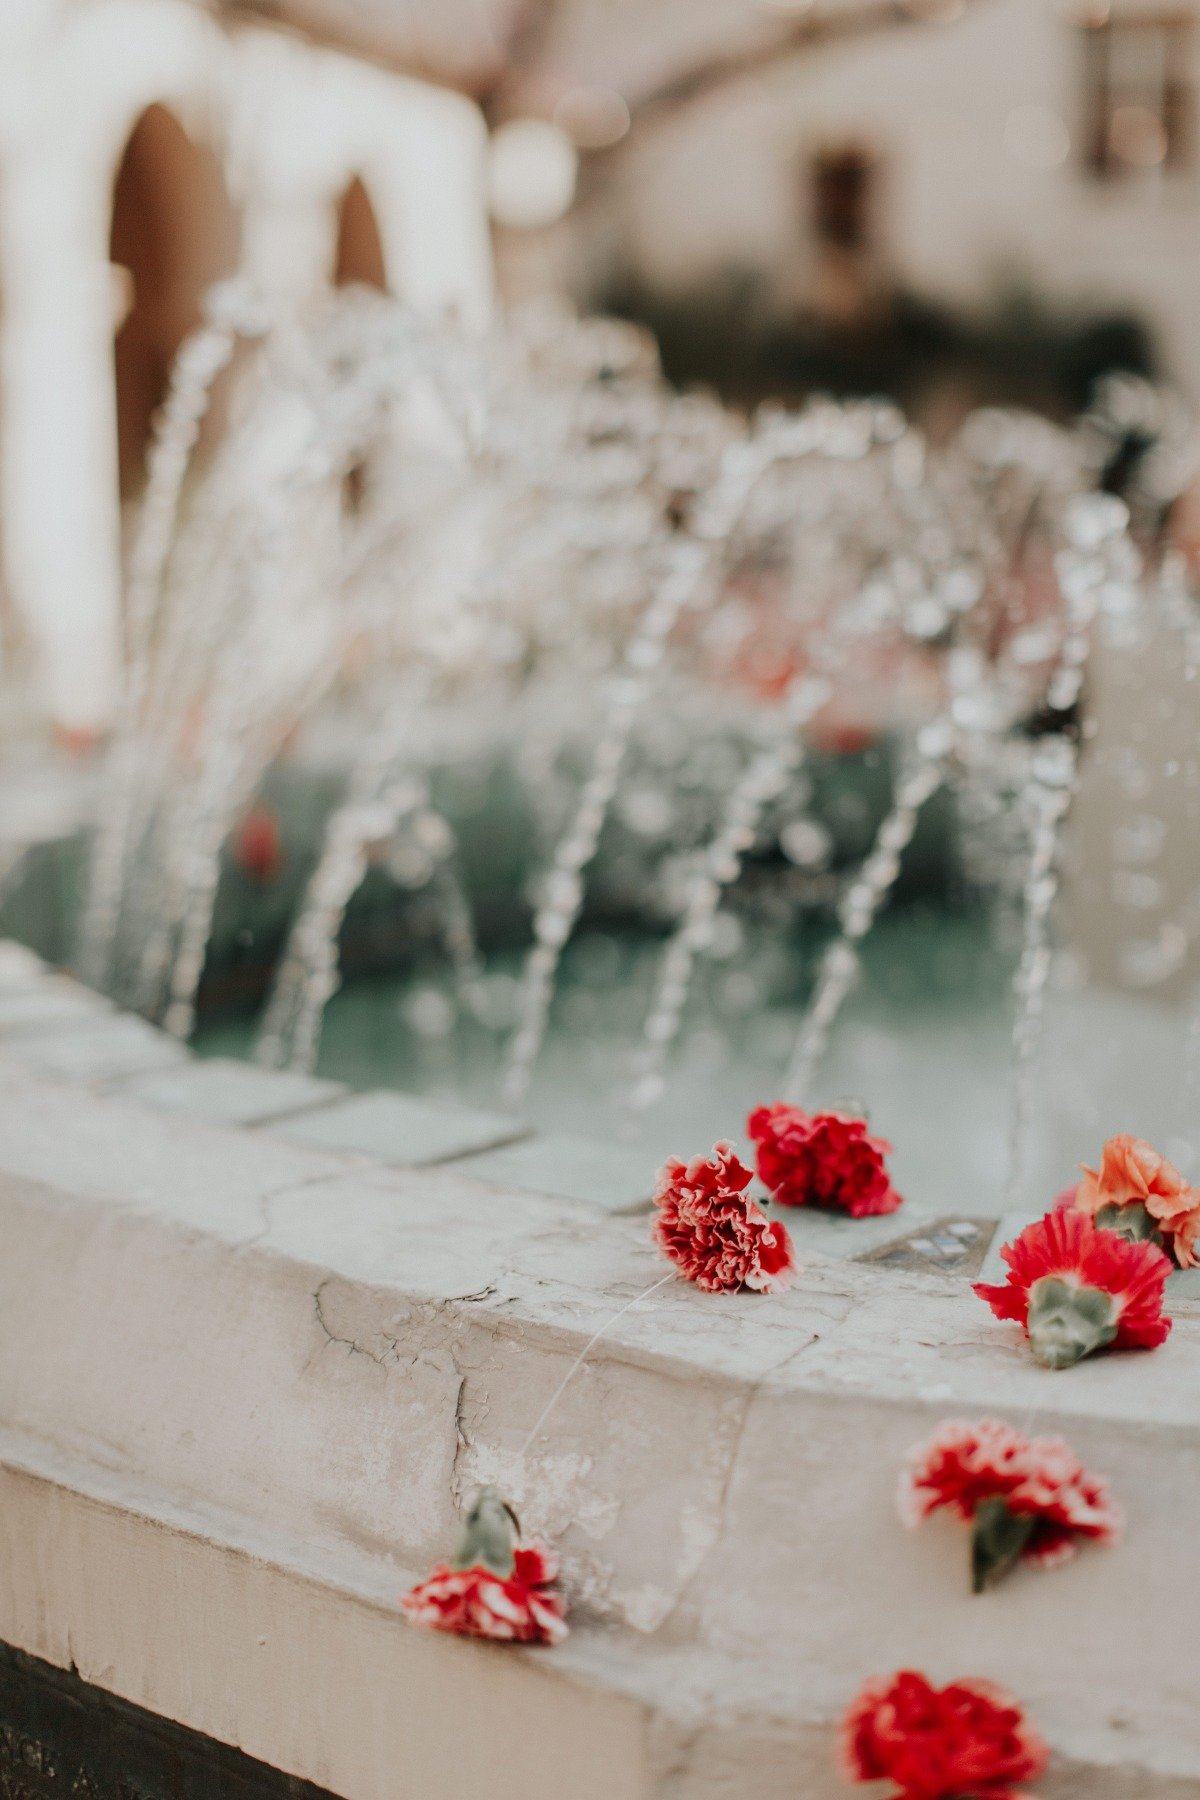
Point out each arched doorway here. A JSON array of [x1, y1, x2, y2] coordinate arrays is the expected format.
[[332, 176, 388, 292], [109, 103, 238, 500], [332, 177, 388, 514]]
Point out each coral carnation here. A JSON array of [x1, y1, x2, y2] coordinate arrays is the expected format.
[[1070, 1133, 1200, 1269], [748, 1103, 902, 1217], [653, 1142, 796, 1293], [840, 1670, 1047, 1799], [401, 1489, 567, 1646], [974, 1208, 1171, 1368], [899, 1417, 1122, 1590]]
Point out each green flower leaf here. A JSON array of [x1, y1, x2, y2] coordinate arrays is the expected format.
[[451, 1488, 519, 1577], [971, 1497, 1037, 1592], [1027, 1275, 1119, 1369], [1095, 1200, 1165, 1250]]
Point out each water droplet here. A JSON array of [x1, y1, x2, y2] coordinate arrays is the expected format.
[[917, 720, 955, 760], [781, 819, 832, 868], [403, 987, 456, 1037], [1031, 739, 1076, 789], [709, 913, 744, 961], [1111, 870, 1163, 911], [1118, 924, 1188, 988], [1066, 491, 1129, 549]]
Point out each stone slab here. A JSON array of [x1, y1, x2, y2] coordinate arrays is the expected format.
[[0, 1014, 187, 1083], [774, 1198, 941, 1265], [0, 1061, 349, 1243], [2, 1108, 1200, 1793], [117, 1056, 347, 1127], [0, 1442, 1189, 1800], [270, 1088, 528, 1167], [0, 941, 49, 993], [974, 1210, 1045, 1287], [455, 1130, 654, 1214], [0, 1443, 651, 1800], [0, 981, 112, 1037], [1167, 1264, 1200, 1307], [2, 1041, 1200, 1796]]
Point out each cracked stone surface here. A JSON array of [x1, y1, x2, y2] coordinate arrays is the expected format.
[[0, 949, 1198, 1797], [271, 1087, 529, 1166]]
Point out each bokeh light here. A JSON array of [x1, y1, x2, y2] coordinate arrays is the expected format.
[[489, 119, 578, 229], [1003, 104, 1072, 170]]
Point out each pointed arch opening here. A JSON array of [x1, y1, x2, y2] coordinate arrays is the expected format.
[[332, 175, 388, 293], [332, 177, 389, 515], [109, 102, 238, 500]]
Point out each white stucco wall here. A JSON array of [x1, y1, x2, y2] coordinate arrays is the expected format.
[[619, 0, 1200, 393], [0, 0, 493, 733]]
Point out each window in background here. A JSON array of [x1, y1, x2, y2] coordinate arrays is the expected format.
[[1081, 10, 1196, 179], [812, 145, 876, 252]]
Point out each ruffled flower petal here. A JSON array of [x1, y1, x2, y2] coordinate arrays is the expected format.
[[748, 1103, 902, 1217], [401, 1559, 568, 1645], [1072, 1132, 1200, 1268], [839, 1669, 1047, 1799], [652, 1142, 797, 1293], [974, 1207, 1172, 1366], [899, 1417, 1121, 1587], [401, 1492, 567, 1647]]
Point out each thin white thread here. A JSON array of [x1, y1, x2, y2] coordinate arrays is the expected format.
[[519, 1272, 676, 1459]]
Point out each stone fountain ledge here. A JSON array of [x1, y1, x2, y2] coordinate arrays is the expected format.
[[0, 942, 1199, 1798]]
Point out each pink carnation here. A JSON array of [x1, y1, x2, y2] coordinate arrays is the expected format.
[[748, 1103, 902, 1217], [899, 1417, 1122, 1582], [402, 1541, 566, 1646], [652, 1142, 796, 1293], [402, 1491, 567, 1646]]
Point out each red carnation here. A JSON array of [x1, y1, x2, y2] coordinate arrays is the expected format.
[[401, 1489, 567, 1646], [840, 1669, 1047, 1799], [653, 1142, 796, 1293], [899, 1417, 1122, 1591], [974, 1208, 1171, 1369], [748, 1103, 902, 1217], [232, 804, 283, 885]]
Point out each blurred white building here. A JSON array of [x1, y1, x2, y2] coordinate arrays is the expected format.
[[4, 0, 1198, 731], [601, 1, 1200, 390], [0, 0, 493, 733]]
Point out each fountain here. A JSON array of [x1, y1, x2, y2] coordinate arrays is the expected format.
[[1, 287, 1200, 1799], [61, 284, 1189, 1217]]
